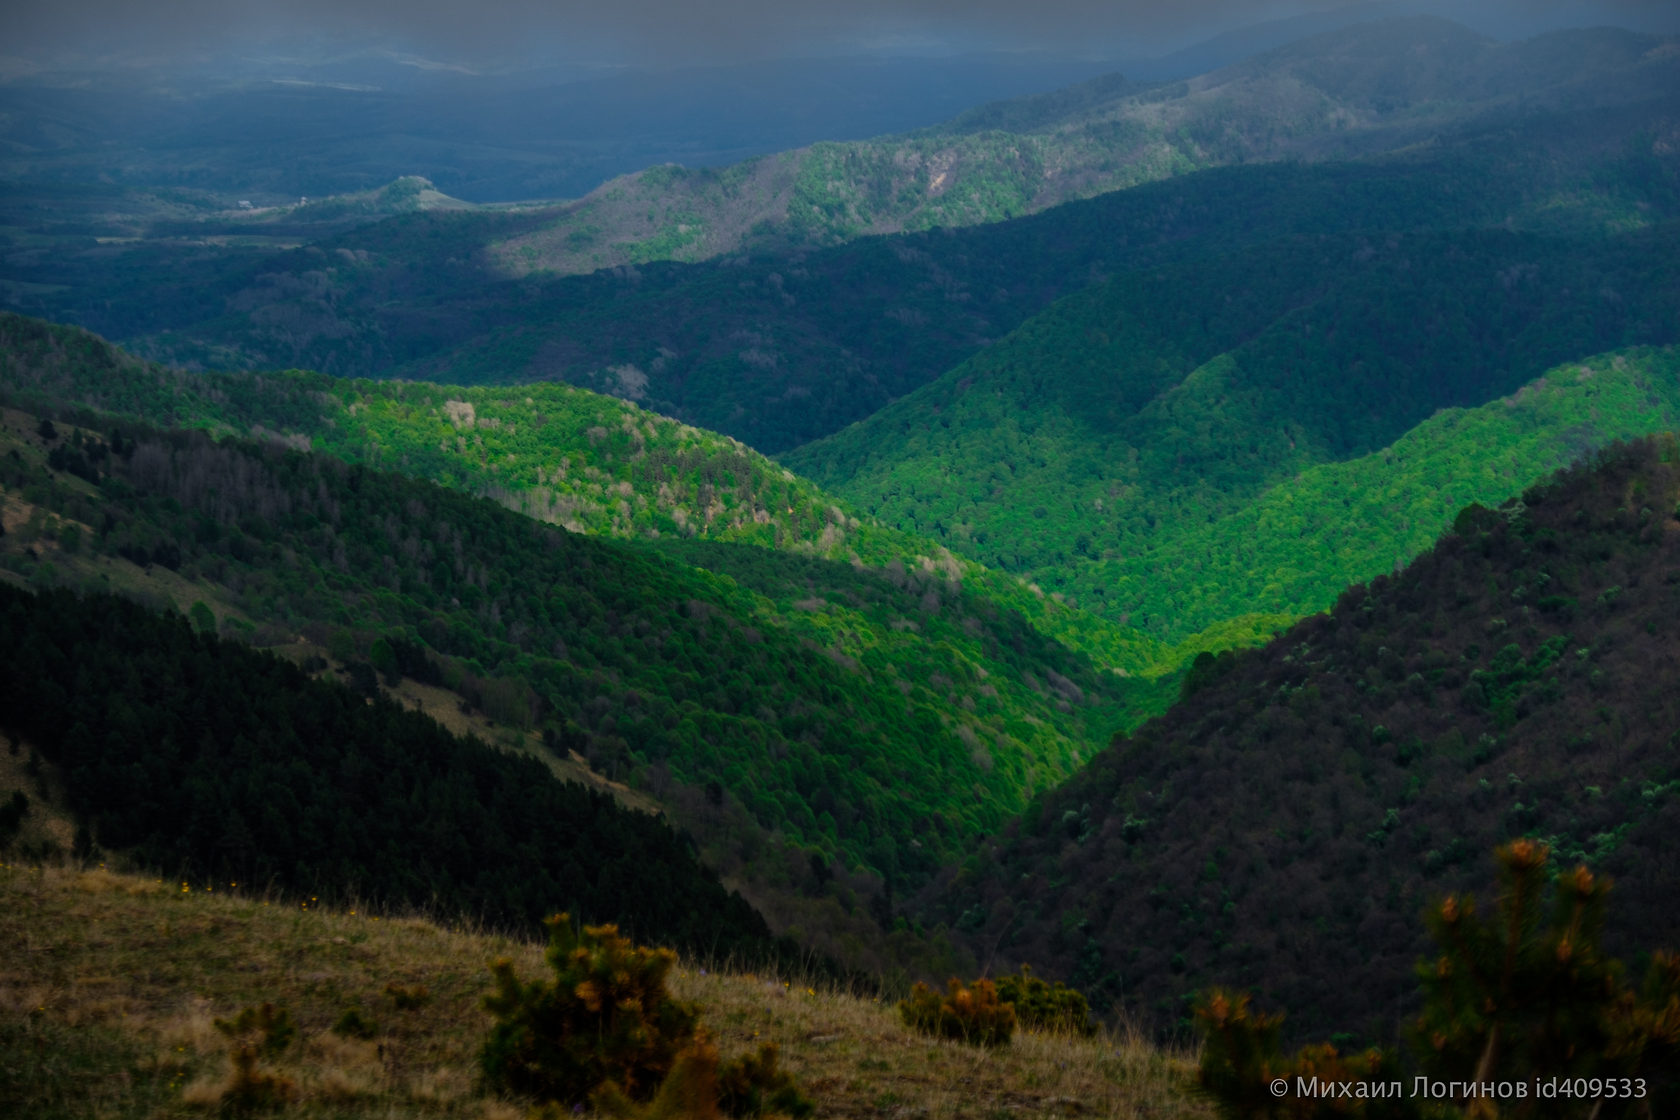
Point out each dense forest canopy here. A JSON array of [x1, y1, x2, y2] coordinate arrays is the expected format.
[[935, 437, 1680, 1040], [3, 16, 1678, 1074], [0, 398, 1168, 904], [0, 581, 787, 961], [789, 227, 1680, 639]]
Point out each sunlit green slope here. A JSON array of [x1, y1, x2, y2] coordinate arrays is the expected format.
[[787, 227, 1680, 640], [0, 311, 1163, 673]]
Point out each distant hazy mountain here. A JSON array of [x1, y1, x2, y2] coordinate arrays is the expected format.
[[0, 51, 1122, 203], [482, 19, 1678, 276]]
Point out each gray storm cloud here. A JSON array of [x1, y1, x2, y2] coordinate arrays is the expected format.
[[3, 0, 1676, 65], [0, 0, 1397, 63]]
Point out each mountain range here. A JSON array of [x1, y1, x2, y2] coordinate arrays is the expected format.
[[4, 15, 1679, 1069]]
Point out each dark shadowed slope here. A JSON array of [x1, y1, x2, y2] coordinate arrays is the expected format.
[[934, 436, 1680, 1040]]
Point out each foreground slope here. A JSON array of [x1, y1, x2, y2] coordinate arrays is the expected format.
[[0, 863, 1206, 1120], [934, 437, 1680, 1040], [789, 227, 1680, 639]]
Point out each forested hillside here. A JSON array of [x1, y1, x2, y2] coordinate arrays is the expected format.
[[4, 30, 1674, 456], [0, 311, 1162, 672], [789, 227, 1680, 639], [0, 583, 781, 960], [933, 437, 1680, 1040], [0, 393, 1171, 938]]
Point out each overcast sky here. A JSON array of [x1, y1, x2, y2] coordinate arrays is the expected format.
[[5, 0, 1678, 68]]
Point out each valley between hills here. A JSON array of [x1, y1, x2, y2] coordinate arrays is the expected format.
[[3, 12, 1679, 1119]]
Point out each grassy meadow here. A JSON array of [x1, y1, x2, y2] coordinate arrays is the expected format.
[[1, 860, 1208, 1119]]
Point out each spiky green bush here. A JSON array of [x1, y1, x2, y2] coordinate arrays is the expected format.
[[481, 912, 701, 1104], [1193, 989, 1410, 1120], [716, 1042, 815, 1118], [1412, 840, 1680, 1104], [898, 978, 1015, 1047], [1195, 841, 1680, 1118], [993, 965, 1094, 1035], [331, 1006, 378, 1040], [210, 1003, 299, 1112], [592, 1033, 815, 1120]]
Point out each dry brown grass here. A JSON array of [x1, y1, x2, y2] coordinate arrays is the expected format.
[[0, 739, 76, 853], [1, 860, 1210, 1119]]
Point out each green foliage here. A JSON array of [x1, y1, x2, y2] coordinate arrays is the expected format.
[[898, 978, 1016, 1047], [1411, 840, 1677, 1094], [2, 309, 1164, 672], [480, 913, 701, 1105], [1179, 650, 1238, 702], [715, 1043, 815, 1119], [0, 581, 780, 959], [0, 355, 1164, 884], [992, 965, 1093, 1036], [791, 228, 1680, 643], [1194, 990, 1410, 1120], [941, 437, 1680, 1035]]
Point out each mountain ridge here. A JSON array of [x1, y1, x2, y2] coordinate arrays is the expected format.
[[482, 19, 1679, 277], [786, 225, 1680, 638]]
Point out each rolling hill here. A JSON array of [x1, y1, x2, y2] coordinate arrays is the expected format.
[[0, 402, 1146, 891], [0, 862, 1208, 1120], [0, 316, 1204, 981], [787, 226, 1680, 640], [0, 311, 1163, 674], [5, 21, 1676, 458], [0, 580, 781, 961], [930, 436, 1680, 1039]]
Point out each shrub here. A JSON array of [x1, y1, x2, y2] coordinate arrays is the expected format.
[[1412, 840, 1680, 1096], [993, 965, 1094, 1035], [592, 1034, 815, 1120], [591, 1034, 722, 1120], [481, 912, 701, 1105], [332, 1006, 379, 1040], [383, 982, 430, 1011], [898, 978, 1015, 1047], [1194, 989, 1409, 1119], [1196, 841, 1680, 1118], [716, 1043, 816, 1118], [205, 1003, 299, 1112]]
